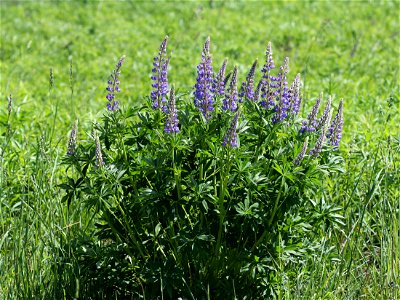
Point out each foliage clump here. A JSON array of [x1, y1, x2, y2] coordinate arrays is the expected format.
[[61, 37, 345, 299]]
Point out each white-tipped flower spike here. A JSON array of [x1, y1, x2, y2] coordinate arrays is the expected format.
[[254, 80, 263, 102], [164, 85, 179, 134], [300, 92, 322, 133], [194, 37, 214, 119], [151, 36, 169, 112], [328, 99, 344, 147], [94, 131, 104, 168], [239, 59, 258, 102], [222, 66, 239, 112], [289, 74, 301, 115], [293, 136, 309, 165], [106, 55, 125, 111], [308, 114, 331, 157], [67, 120, 78, 156], [213, 58, 228, 96], [7, 94, 12, 116], [272, 57, 290, 124], [260, 42, 277, 108], [316, 96, 332, 130], [222, 111, 240, 148]]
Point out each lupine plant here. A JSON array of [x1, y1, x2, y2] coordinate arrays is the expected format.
[[61, 37, 345, 299], [105, 55, 125, 111]]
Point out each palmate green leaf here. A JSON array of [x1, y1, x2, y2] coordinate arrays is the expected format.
[[196, 234, 215, 242]]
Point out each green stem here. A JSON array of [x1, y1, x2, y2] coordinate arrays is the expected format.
[[215, 148, 231, 256], [172, 142, 181, 200], [268, 176, 286, 226], [252, 176, 285, 250]]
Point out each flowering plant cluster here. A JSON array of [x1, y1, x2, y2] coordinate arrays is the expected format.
[[62, 37, 345, 299]]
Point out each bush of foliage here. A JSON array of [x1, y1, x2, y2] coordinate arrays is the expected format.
[[61, 36, 345, 299]]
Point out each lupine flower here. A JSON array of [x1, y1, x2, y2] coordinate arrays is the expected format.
[[94, 131, 104, 167], [293, 136, 309, 165], [222, 66, 239, 111], [151, 36, 169, 112], [213, 59, 228, 96], [7, 94, 12, 118], [194, 37, 214, 119], [224, 72, 232, 87], [254, 81, 262, 102], [222, 111, 240, 148], [300, 93, 322, 133], [67, 120, 78, 156], [239, 59, 257, 102], [164, 85, 179, 134], [49, 68, 54, 91], [272, 57, 290, 124], [328, 99, 344, 147], [288, 74, 301, 115], [308, 126, 327, 157], [260, 42, 278, 108], [316, 96, 332, 130], [106, 55, 125, 111]]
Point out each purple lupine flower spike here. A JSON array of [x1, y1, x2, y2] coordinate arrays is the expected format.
[[239, 59, 258, 102], [194, 37, 214, 119], [151, 36, 170, 112], [260, 42, 277, 108], [289, 74, 301, 115], [222, 111, 240, 148], [222, 66, 239, 111], [328, 99, 344, 147], [293, 136, 309, 165], [67, 120, 78, 156], [106, 55, 125, 111], [164, 85, 179, 134], [308, 126, 327, 157], [94, 131, 104, 167], [213, 59, 228, 96], [7, 94, 12, 118], [254, 81, 262, 103], [316, 96, 332, 130], [300, 93, 322, 133], [272, 57, 290, 124]]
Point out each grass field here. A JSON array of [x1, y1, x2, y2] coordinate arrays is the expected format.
[[1, 1, 399, 299]]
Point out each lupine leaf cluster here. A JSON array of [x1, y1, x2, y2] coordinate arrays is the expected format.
[[61, 37, 346, 299]]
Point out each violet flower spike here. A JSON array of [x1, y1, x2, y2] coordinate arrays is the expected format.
[[293, 136, 309, 165], [272, 57, 290, 124], [151, 36, 169, 112], [194, 37, 214, 119], [316, 96, 332, 130], [106, 55, 125, 111], [300, 93, 322, 133], [289, 74, 301, 115], [213, 59, 228, 96], [328, 99, 344, 147], [164, 85, 179, 134], [239, 59, 257, 102], [222, 111, 240, 148], [308, 126, 327, 157], [260, 42, 277, 108], [222, 66, 239, 111], [67, 120, 78, 156]]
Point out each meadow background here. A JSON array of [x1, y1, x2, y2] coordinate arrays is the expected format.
[[0, 0, 399, 299]]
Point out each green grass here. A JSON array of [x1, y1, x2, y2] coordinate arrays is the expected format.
[[1, 0, 399, 299]]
